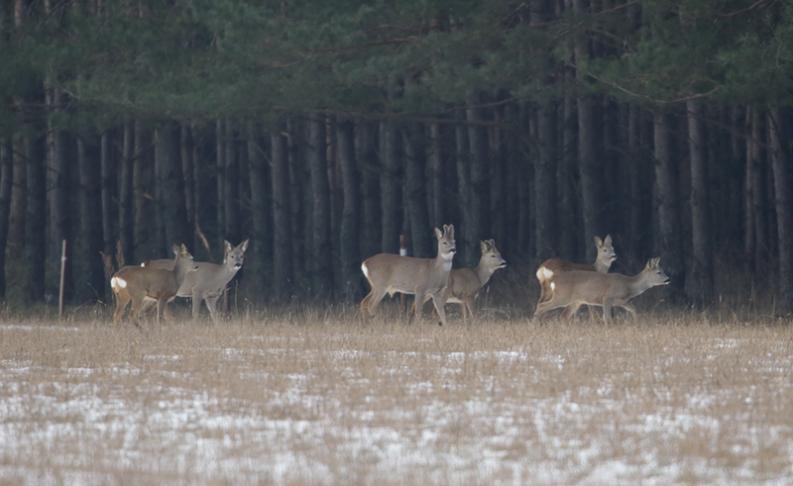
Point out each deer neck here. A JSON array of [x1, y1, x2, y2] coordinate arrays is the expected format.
[[474, 260, 495, 287], [626, 271, 653, 299], [593, 255, 610, 273], [434, 252, 453, 274], [173, 257, 191, 284]]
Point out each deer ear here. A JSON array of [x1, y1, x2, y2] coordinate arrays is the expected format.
[[224, 240, 233, 253], [238, 239, 250, 253], [180, 243, 190, 256], [447, 224, 454, 238], [488, 239, 496, 248], [434, 227, 443, 240], [480, 240, 489, 253], [594, 236, 603, 247], [172, 244, 180, 256], [604, 235, 612, 245]]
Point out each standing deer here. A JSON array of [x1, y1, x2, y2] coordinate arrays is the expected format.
[[360, 224, 456, 326], [442, 239, 506, 323], [143, 239, 249, 323], [535, 235, 616, 318], [110, 244, 197, 326], [534, 257, 669, 323]]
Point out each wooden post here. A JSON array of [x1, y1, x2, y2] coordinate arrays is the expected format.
[[58, 239, 66, 320]]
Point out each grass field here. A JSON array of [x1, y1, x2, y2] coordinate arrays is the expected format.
[[1, 306, 792, 484]]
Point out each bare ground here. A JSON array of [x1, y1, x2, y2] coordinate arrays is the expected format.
[[1, 307, 792, 485]]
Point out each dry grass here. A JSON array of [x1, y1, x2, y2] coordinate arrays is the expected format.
[[1, 306, 792, 484]]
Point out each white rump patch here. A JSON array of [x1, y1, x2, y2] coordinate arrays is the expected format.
[[399, 248, 407, 257], [550, 282, 556, 291], [361, 262, 369, 280], [536, 266, 554, 281], [140, 263, 146, 267], [110, 276, 127, 290]]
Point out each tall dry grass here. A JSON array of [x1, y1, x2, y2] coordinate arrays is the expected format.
[[1, 308, 792, 484]]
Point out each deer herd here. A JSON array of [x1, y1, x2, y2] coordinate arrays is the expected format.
[[109, 225, 669, 327]]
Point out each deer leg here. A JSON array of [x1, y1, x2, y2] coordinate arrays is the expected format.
[[365, 288, 388, 317], [192, 291, 203, 320], [130, 296, 145, 329], [620, 303, 637, 320], [534, 298, 564, 320], [561, 302, 583, 321], [410, 293, 426, 324], [359, 291, 372, 316], [205, 295, 221, 324], [431, 294, 448, 326], [113, 293, 130, 325], [464, 298, 475, 324], [602, 299, 614, 323]]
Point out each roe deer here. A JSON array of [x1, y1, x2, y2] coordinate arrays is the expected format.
[[361, 224, 456, 326], [534, 257, 669, 323], [535, 235, 616, 317], [143, 239, 249, 323], [110, 244, 197, 326], [442, 239, 506, 323]]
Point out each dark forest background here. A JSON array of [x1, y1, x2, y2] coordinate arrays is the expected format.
[[1, 0, 792, 314]]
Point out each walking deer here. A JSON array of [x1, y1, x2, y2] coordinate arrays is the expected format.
[[360, 224, 456, 326], [442, 239, 506, 322], [110, 244, 197, 326], [533, 257, 669, 323], [535, 235, 616, 318], [143, 239, 249, 323]]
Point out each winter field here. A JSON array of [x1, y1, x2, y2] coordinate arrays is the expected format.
[[1, 307, 793, 485]]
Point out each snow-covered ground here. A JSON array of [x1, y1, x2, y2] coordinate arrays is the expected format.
[[0, 320, 792, 484]]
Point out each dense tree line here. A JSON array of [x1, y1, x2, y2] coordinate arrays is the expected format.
[[0, 0, 792, 313]]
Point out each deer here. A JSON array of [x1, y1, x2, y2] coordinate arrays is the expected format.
[[533, 257, 669, 323], [110, 244, 198, 326], [360, 224, 456, 326], [142, 239, 249, 323], [535, 235, 616, 318], [442, 239, 507, 323]]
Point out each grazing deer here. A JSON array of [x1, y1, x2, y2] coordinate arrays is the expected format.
[[361, 224, 456, 326], [535, 235, 616, 318], [110, 244, 197, 326], [143, 239, 249, 323], [442, 239, 506, 323], [534, 257, 669, 323]]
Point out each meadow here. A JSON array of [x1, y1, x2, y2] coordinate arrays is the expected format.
[[1, 305, 792, 485]]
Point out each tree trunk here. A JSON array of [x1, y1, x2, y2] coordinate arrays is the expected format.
[[7, 130, 27, 303], [215, 119, 225, 255], [288, 119, 308, 281], [307, 115, 332, 297], [0, 139, 11, 298], [402, 123, 432, 257], [455, 119, 472, 264], [247, 121, 270, 297], [271, 121, 293, 299], [749, 108, 768, 277], [180, 124, 195, 250], [118, 123, 134, 265], [574, 0, 605, 260], [379, 121, 400, 254], [686, 101, 713, 305], [535, 101, 558, 260], [100, 130, 115, 257], [428, 122, 444, 231], [653, 111, 684, 297], [768, 108, 793, 315], [337, 120, 360, 300], [25, 131, 45, 302], [466, 91, 489, 267], [133, 122, 154, 260], [155, 123, 189, 250], [489, 109, 506, 248], [78, 137, 105, 302], [356, 121, 379, 259], [223, 119, 239, 245], [46, 85, 69, 292]]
